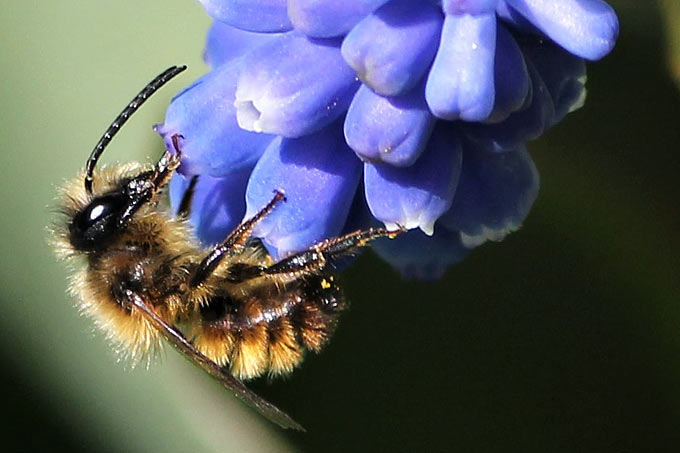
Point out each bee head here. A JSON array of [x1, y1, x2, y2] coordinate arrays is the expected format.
[[65, 151, 180, 253]]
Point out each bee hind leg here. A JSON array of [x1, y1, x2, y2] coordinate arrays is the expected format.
[[121, 288, 304, 431], [263, 226, 405, 277]]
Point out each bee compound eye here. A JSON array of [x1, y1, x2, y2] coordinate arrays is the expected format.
[[77, 193, 126, 231]]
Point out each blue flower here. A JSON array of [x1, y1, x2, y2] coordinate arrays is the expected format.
[[158, 0, 617, 277]]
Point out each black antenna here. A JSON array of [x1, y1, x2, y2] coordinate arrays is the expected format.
[[84, 65, 187, 194]]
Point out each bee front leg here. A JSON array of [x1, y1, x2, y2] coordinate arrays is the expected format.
[[190, 190, 286, 288]]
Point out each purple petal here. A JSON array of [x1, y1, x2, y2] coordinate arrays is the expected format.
[[496, 1, 540, 32], [169, 172, 191, 211], [288, 0, 389, 38], [198, 0, 292, 32], [245, 121, 362, 260], [486, 23, 530, 123], [442, 0, 499, 15], [364, 125, 463, 235], [169, 169, 252, 246], [158, 64, 274, 177], [520, 37, 587, 124], [425, 13, 497, 121], [341, 185, 376, 234], [372, 228, 470, 279], [460, 60, 555, 152], [204, 21, 280, 68], [440, 144, 539, 247], [235, 33, 360, 138], [344, 82, 435, 167], [504, 0, 618, 60], [341, 0, 443, 96]]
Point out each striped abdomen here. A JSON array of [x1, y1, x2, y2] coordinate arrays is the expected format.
[[192, 274, 345, 380]]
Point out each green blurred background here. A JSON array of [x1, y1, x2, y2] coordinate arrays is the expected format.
[[0, 1, 678, 451]]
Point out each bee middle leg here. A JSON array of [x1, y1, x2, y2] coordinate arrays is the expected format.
[[190, 190, 286, 288]]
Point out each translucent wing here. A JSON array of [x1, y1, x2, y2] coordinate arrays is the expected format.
[[123, 289, 305, 431]]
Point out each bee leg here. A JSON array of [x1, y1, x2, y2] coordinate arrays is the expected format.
[[264, 227, 405, 277], [190, 190, 286, 287], [176, 175, 199, 219], [122, 289, 305, 431]]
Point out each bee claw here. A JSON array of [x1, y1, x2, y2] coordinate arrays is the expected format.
[[170, 134, 184, 159], [272, 189, 287, 203]]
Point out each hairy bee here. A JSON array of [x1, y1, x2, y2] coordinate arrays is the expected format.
[[52, 66, 400, 431]]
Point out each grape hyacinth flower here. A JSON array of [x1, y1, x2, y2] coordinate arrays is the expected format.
[[157, 0, 618, 278]]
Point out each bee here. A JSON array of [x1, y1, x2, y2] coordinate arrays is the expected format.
[[51, 66, 401, 431]]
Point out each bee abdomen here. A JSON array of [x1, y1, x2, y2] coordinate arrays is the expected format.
[[291, 283, 343, 353], [193, 276, 346, 380]]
